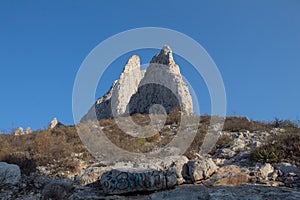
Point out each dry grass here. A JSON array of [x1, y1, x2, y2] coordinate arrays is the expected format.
[[250, 127, 300, 166], [0, 126, 93, 175], [1, 112, 299, 175]]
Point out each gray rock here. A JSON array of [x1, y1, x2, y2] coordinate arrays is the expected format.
[[183, 158, 218, 182], [147, 185, 300, 200], [0, 162, 21, 185], [275, 163, 300, 176], [215, 148, 237, 159], [203, 165, 250, 187], [42, 178, 74, 200], [75, 166, 112, 186], [98, 168, 178, 194]]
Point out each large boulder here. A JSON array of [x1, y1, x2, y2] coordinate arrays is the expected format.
[[203, 165, 250, 187], [0, 162, 21, 185], [182, 158, 218, 183], [42, 179, 74, 200], [75, 166, 112, 186], [98, 168, 178, 194]]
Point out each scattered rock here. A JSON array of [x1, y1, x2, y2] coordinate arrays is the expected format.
[[275, 163, 300, 176], [42, 178, 74, 200], [214, 148, 237, 159], [0, 162, 21, 185], [182, 158, 218, 183], [258, 163, 274, 179], [203, 165, 250, 187]]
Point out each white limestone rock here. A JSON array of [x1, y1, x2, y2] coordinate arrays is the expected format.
[[13, 127, 24, 136], [81, 45, 193, 122], [182, 158, 218, 183], [128, 45, 193, 115]]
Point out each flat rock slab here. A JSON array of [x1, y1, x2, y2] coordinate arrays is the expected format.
[[99, 169, 178, 194]]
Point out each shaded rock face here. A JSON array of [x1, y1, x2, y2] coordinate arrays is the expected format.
[[0, 162, 21, 185], [81, 45, 193, 122], [98, 169, 178, 194]]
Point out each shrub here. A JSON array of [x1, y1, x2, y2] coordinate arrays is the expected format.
[[250, 127, 300, 166]]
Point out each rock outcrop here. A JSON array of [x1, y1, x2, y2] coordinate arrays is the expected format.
[[81, 45, 193, 121], [25, 127, 32, 134], [48, 117, 64, 129], [13, 127, 24, 136]]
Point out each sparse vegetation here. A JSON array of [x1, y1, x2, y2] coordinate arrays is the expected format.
[[250, 127, 300, 166], [0, 126, 93, 175], [1, 113, 300, 176]]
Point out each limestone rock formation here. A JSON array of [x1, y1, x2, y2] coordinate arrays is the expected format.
[[81, 45, 193, 121], [48, 117, 64, 129], [25, 127, 32, 134], [13, 127, 24, 136], [128, 45, 193, 115]]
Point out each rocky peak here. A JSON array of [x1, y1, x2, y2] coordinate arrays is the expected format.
[[122, 55, 140, 73], [81, 45, 193, 121], [150, 45, 176, 66]]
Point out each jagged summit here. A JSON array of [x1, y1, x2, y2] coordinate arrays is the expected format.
[[150, 45, 175, 66], [81, 45, 193, 122], [122, 55, 140, 73]]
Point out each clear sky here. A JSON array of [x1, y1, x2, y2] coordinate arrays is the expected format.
[[0, 0, 299, 131]]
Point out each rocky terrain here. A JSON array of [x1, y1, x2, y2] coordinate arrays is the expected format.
[[1, 115, 300, 199]]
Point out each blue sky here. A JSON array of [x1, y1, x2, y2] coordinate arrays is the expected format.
[[0, 0, 299, 131]]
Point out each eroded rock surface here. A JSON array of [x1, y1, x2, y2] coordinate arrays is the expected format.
[[81, 45, 193, 121]]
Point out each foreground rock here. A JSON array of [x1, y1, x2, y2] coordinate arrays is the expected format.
[[147, 185, 300, 200], [203, 165, 250, 187], [97, 169, 178, 194], [0, 162, 21, 185], [42, 179, 74, 200], [183, 158, 218, 183]]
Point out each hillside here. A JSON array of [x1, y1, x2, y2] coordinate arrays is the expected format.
[[1, 114, 300, 199]]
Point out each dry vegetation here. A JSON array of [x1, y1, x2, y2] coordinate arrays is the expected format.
[[1, 112, 300, 175], [0, 126, 93, 175], [250, 126, 300, 166]]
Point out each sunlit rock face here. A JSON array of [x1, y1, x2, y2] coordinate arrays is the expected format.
[[81, 45, 193, 122]]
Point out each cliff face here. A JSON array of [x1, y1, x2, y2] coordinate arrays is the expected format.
[[81, 45, 193, 122]]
